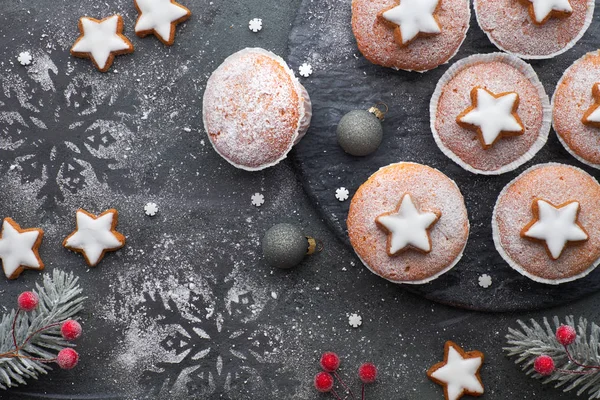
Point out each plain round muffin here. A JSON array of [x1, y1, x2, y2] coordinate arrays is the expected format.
[[203, 48, 312, 171]]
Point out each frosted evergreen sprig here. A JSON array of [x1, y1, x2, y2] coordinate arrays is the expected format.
[[505, 316, 600, 399], [0, 269, 85, 390]]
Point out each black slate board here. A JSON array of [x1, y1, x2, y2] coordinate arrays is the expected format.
[[287, 0, 600, 311]]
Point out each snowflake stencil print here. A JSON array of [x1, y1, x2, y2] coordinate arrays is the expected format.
[[0, 50, 137, 210], [139, 277, 296, 398]]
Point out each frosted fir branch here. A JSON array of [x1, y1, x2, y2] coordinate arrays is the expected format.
[[0, 269, 85, 389], [505, 316, 600, 399]]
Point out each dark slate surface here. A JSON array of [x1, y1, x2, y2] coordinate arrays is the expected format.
[[288, 0, 600, 311], [0, 0, 596, 399]]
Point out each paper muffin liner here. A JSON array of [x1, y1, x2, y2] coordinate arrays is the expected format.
[[473, 0, 595, 60], [491, 162, 600, 285], [350, 162, 469, 285], [202, 47, 312, 171], [429, 52, 551, 175], [551, 51, 600, 170]]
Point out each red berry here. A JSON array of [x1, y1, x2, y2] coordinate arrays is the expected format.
[[534, 355, 555, 376], [320, 352, 340, 372], [556, 325, 577, 346], [358, 363, 377, 383], [17, 292, 38, 311], [56, 348, 79, 370], [314, 372, 334, 392], [61, 320, 82, 341]]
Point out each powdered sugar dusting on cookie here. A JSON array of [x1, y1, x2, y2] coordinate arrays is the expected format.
[[475, 0, 593, 59], [553, 51, 600, 168]]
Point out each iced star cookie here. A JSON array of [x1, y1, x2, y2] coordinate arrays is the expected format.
[[553, 51, 600, 169], [347, 162, 469, 284], [63, 209, 125, 267], [0, 218, 44, 280], [70, 15, 134, 72], [351, 0, 470, 72], [475, 0, 593, 59], [134, 0, 191, 46], [203, 48, 312, 171], [431, 53, 551, 175], [427, 341, 484, 400], [493, 163, 600, 284]]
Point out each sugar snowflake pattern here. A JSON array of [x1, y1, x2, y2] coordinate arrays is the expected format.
[[139, 277, 295, 397], [249, 18, 263, 32], [144, 202, 159, 216], [17, 51, 32, 66], [478, 274, 492, 288], [335, 187, 349, 202], [251, 192, 265, 207], [298, 63, 313, 78], [0, 51, 136, 210], [349, 313, 362, 328]]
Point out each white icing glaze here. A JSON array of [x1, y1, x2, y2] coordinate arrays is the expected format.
[[459, 88, 523, 147], [71, 16, 131, 70], [65, 210, 124, 266], [0, 220, 42, 278], [376, 194, 438, 253], [583, 83, 600, 124], [431, 345, 484, 400], [135, 0, 189, 43], [382, 0, 441, 45], [523, 199, 588, 259], [526, 0, 573, 23]]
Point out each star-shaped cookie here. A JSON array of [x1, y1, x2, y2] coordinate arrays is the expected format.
[[378, 0, 441, 47], [428, 341, 484, 400], [376, 193, 440, 255], [457, 87, 524, 150], [63, 209, 126, 267], [134, 0, 191, 46], [0, 218, 44, 280], [519, 0, 573, 25], [582, 83, 600, 128], [521, 199, 588, 260], [70, 15, 134, 72]]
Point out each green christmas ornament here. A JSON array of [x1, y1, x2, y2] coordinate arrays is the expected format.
[[337, 104, 387, 156], [262, 223, 317, 269]]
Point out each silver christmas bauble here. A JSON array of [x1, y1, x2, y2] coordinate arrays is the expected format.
[[262, 223, 309, 269], [337, 109, 383, 156]]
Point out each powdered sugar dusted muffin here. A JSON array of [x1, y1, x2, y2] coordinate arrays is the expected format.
[[474, 0, 594, 59], [347, 162, 469, 284], [553, 51, 600, 169], [203, 48, 312, 171], [351, 0, 470, 72], [430, 53, 551, 175], [493, 163, 600, 284]]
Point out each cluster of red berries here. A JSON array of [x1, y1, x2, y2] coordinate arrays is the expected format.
[[14, 291, 82, 370], [314, 352, 377, 399], [534, 325, 596, 376]]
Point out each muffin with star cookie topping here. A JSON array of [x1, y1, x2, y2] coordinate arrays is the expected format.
[[430, 53, 551, 174], [553, 50, 600, 169], [493, 163, 600, 284], [351, 0, 470, 72], [203, 48, 312, 171], [347, 162, 469, 284], [474, 0, 594, 59]]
